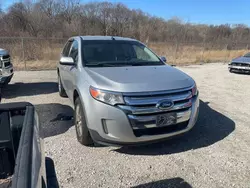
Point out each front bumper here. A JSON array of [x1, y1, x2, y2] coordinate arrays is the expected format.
[[228, 64, 250, 73], [86, 93, 200, 146], [0, 66, 14, 85], [0, 73, 14, 85]]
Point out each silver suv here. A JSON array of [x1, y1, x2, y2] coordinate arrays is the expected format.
[[57, 36, 199, 146]]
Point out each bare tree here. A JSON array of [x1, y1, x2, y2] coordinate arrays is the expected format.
[[0, 0, 249, 46]]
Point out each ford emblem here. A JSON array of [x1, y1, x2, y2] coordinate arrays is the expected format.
[[156, 100, 174, 110]]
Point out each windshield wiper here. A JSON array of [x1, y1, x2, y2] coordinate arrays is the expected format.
[[85, 61, 134, 67], [130, 61, 163, 66], [85, 61, 163, 67], [85, 62, 118, 67]]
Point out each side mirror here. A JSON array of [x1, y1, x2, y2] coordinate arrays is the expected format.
[[160, 56, 167, 63], [59, 57, 75, 66]]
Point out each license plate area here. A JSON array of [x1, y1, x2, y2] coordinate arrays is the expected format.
[[156, 113, 177, 127]]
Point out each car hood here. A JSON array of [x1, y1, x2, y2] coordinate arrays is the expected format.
[[232, 56, 250, 64], [85, 65, 195, 93], [0, 48, 9, 56]]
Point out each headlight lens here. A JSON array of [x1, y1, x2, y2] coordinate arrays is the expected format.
[[90, 86, 124, 105], [191, 84, 198, 96]]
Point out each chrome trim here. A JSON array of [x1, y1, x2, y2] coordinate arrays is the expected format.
[[119, 87, 194, 132], [118, 99, 192, 115], [1, 56, 11, 68], [2, 58, 10, 62], [124, 91, 192, 106], [122, 85, 194, 97], [156, 100, 174, 110], [230, 62, 250, 65], [1, 65, 13, 76], [128, 108, 191, 130], [229, 65, 250, 70]]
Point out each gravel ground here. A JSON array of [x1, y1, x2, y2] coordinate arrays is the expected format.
[[2, 63, 250, 188]]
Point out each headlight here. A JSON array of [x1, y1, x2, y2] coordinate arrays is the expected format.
[[89, 86, 124, 105], [191, 84, 198, 96]]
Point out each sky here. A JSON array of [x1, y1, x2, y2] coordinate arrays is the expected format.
[[1, 0, 250, 26]]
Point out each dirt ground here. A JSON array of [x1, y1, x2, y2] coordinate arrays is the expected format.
[[0, 178, 12, 188], [2, 63, 250, 188]]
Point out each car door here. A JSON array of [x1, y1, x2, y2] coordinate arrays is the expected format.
[[59, 40, 73, 91], [64, 40, 79, 100]]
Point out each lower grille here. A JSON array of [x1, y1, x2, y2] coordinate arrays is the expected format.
[[133, 121, 189, 137]]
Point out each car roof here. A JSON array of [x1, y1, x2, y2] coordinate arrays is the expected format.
[[79, 36, 138, 42]]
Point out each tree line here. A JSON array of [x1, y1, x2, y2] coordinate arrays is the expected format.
[[0, 0, 249, 46]]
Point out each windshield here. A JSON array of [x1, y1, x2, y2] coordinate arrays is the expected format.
[[82, 40, 164, 67], [243, 52, 250, 57]]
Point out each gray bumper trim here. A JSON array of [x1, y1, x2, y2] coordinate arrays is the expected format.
[[89, 129, 186, 146]]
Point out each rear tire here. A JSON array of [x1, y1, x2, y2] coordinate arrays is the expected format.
[[58, 74, 67, 97], [74, 97, 94, 146]]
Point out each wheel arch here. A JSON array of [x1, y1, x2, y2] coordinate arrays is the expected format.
[[73, 88, 93, 132], [73, 89, 80, 103]]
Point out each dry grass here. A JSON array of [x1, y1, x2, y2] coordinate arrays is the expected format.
[[8, 42, 249, 70], [13, 60, 58, 70], [149, 43, 248, 65], [10, 44, 62, 70], [0, 38, 64, 70]]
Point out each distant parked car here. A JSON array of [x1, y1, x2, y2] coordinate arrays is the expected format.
[[0, 48, 13, 86], [228, 52, 250, 73], [57, 36, 199, 146]]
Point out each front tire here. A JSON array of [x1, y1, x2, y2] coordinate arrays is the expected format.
[[74, 97, 94, 146], [58, 74, 67, 97]]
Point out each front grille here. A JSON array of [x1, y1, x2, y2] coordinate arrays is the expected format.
[[2, 55, 10, 59], [4, 62, 11, 67], [1, 55, 11, 68], [231, 62, 250, 67], [119, 87, 193, 137]]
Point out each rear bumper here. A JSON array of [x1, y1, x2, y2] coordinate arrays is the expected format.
[[86, 94, 199, 146]]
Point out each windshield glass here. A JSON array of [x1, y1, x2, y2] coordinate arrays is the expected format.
[[243, 52, 250, 57], [82, 40, 164, 67]]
